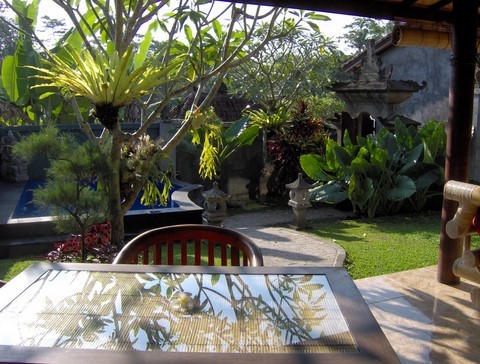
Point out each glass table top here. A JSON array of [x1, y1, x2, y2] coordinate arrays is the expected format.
[[0, 270, 357, 354]]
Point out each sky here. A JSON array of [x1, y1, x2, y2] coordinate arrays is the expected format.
[[319, 13, 355, 51], [38, 1, 355, 52]]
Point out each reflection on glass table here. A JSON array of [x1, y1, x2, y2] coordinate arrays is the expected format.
[[0, 263, 400, 363], [0, 270, 356, 353]]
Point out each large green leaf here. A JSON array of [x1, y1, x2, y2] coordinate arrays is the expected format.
[[342, 130, 354, 151], [1, 55, 18, 102], [350, 157, 371, 175], [15, 39, 40, 106], [212, 19, 223, 39], [134, 29, 153, 69], [324, 139, 339, 170], [332, 143, 353, 169], [420, 121, 446, 164], [394, 119, 413, 149], [309, 180, 348, 204], [387, 175, 416, 201], [399, 143, 424, 173], [184, 24, 194, 42], [1, 9, 40, 105], [218, 119, 260, 163], [370, 147, 388, 170], [223, 115, 250, 142], [349, 174, 374, 209], [356, 146, 369, 160], [404, 163, 442, 190], [300, 154, 331, 182], [13, 0, 39, 31], [415, 167, 442, 190], [378, 131, 399, 158]]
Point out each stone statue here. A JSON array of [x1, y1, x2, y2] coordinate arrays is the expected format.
[[0, 131, 28, 182]]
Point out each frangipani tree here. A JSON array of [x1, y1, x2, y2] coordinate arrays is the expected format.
[[1, 0, 323, 247]]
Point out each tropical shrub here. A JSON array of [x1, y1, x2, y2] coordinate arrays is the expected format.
[[188, 111, 261, 181], [268, 101, 330, 197], [300, 119, 446, 218], [261, 100, 330, 200], [45, 222, 116, 263]]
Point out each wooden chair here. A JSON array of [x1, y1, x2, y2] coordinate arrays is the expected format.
[[113, 224, 264, 266]]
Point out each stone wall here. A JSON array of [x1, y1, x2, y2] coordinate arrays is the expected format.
[[0, 122, 177, 180], [0, 121, 263, 202], [379, 46, 451, 123]]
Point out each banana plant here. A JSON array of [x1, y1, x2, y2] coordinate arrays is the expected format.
[[0, 0, 42, 124]]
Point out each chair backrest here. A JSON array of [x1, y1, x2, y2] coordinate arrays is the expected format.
[[113, 224, 264, 266]]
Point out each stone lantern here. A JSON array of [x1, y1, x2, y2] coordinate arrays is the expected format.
[[202, 182, 230, 226], [285, 173, 312, 229]]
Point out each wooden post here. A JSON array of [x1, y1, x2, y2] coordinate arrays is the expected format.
[[438, 0, 478, 284]]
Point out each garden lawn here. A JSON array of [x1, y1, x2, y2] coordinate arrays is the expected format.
[[0, 256, 42, 282], [309, 211, 480, 280]]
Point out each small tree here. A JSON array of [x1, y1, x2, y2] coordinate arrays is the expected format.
[[14, 126, 111, 261], [4, 0, 320, 247], [226, 21, 344, 115]]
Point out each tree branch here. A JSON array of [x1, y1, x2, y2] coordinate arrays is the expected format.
[[71, 97, 98, 142], [114, 0, 124, 54]]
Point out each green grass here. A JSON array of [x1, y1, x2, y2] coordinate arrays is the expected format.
[[0, 255, 43, 282], [309, 210, 480, 279]]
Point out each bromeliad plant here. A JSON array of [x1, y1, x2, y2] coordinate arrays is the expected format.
[[30, 45, 184, 130], [300, 119, 446, 218], [24, 42, 188, 248]]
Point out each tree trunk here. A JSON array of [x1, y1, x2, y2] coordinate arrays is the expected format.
[[109, 126, 125, 248], [81, 233, 87, 262]]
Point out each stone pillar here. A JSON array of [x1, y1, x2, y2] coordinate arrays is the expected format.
[[285, 173, 312, 229], [202, 182, 229, 226]]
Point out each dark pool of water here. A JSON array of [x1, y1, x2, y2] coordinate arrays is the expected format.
[[12, 180, 180, 219]]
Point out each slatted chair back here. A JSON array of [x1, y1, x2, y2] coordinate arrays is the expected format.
[[113, 224, 264, 266]]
